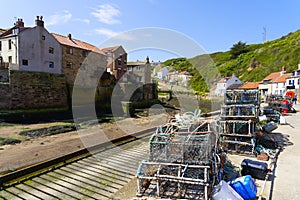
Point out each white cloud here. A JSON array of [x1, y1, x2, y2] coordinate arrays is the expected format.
[[91, 4, 121, 25], [94, 28, 134, 41], [46, 10, 72, 26], [74, 18, 90, 24], [95, 28, 118, 37]]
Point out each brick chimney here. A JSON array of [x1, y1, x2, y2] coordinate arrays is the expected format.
[[35, 16, 44, 27], [15, 18, 24, 28]]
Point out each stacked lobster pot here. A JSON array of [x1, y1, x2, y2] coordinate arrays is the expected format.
[[220, 89, 260, 154], [136, 110, 220, 200]]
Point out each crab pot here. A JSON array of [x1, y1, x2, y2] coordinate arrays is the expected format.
[[224, 90, 260, 105], [136, 161, 212, 199], [149, 133, 216, 165], [221, 104, 259, 119], [220, 120, 256, 136], [220, 135, 255, 154]]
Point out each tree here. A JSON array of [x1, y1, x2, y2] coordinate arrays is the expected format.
[[230, 41, 248, 59]]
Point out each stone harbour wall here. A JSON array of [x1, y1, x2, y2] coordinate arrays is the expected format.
[[7, 70, 68, 109], [0, 83, 11, 109]]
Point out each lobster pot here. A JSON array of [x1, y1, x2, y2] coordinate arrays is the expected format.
[[220, 135, 255, 154], [149, 133, 215, 165], [220, 120, 256, 136], [224, 90, 259, 105], [221, 105, 259, 119], [136, 161, 211, 199]]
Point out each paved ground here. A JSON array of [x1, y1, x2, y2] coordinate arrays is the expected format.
[[272, 103, 300, 200]]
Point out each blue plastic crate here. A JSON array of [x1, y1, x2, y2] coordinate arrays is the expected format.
[[229, 175, 257, 200]]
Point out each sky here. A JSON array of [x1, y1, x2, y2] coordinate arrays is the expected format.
[[2, 0, 300, 62]]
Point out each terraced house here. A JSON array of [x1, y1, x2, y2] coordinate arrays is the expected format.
[[52, 33, 108, 86], [0, 17, 66, 109], [0, 16, 62, 74]]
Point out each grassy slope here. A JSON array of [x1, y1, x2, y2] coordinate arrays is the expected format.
[[163, 30, 300, 92], [198, 30, 300, 83]]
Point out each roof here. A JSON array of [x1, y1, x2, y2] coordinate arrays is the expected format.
[[240, 82, 260, 89], [101, 46, 120, 52], [0, 27, 30, 38], [261, 72, 281, 82], [51, 33, 105, 55], [127, 61, 146, 65], [217, 77, 229, 83], [274, 73, 291, 83], [227, 83, 243, 90]]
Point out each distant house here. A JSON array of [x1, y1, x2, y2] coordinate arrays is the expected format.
[[101, 45, 127, 81], [0, 17, 62, 74], [215, 74, 242, 96], [273, 73, 290, 95], [157, 67, 169, 80], [126, 56, 151, 84], [286, 64, 300, 95], [166, 71, 178, 84], [258, 66, 286, 96], [178, 71, 192, 86]]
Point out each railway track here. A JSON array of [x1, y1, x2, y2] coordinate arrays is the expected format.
[[0, 130, 153, 200]]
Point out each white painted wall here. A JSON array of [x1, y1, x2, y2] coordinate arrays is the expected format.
[[0, 36, 18, 64], [18, 26, 62, 74], [157, 67, 169, 80]]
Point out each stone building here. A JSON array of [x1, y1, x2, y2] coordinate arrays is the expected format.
[[52, 33, 107, 86], [102, 46, 127, 81]]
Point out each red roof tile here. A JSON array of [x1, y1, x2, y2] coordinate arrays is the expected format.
[[101, 46, 120, 52], [262, 72, 281, 81], [274, 73, 291, 83], [51, 33, 105, 55], [240, 82, 259, 89]]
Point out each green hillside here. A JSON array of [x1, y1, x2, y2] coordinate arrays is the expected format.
[[163, 29, 300, 92]]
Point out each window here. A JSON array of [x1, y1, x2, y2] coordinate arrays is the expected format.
[[82, 51, 88, 57], [0, 41, 2, 51], [49, 47, 54, 54], [66, 61, 73, 68], [8, 56, 12, 63], [136, 66, 141, 71], [8, 39, 12, 50], [42, 35, 45, 40], [289, 80, 295, 86], [49, 61, 54, 68], [66, 47, 73, 54], [22, 59, 28, 66], [128, 66, 132, 71]]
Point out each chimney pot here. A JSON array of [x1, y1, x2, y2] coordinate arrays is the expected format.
[[35, 16, 44, 27], [15, 18, 24, 28], [68, 33, 72, 40]]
